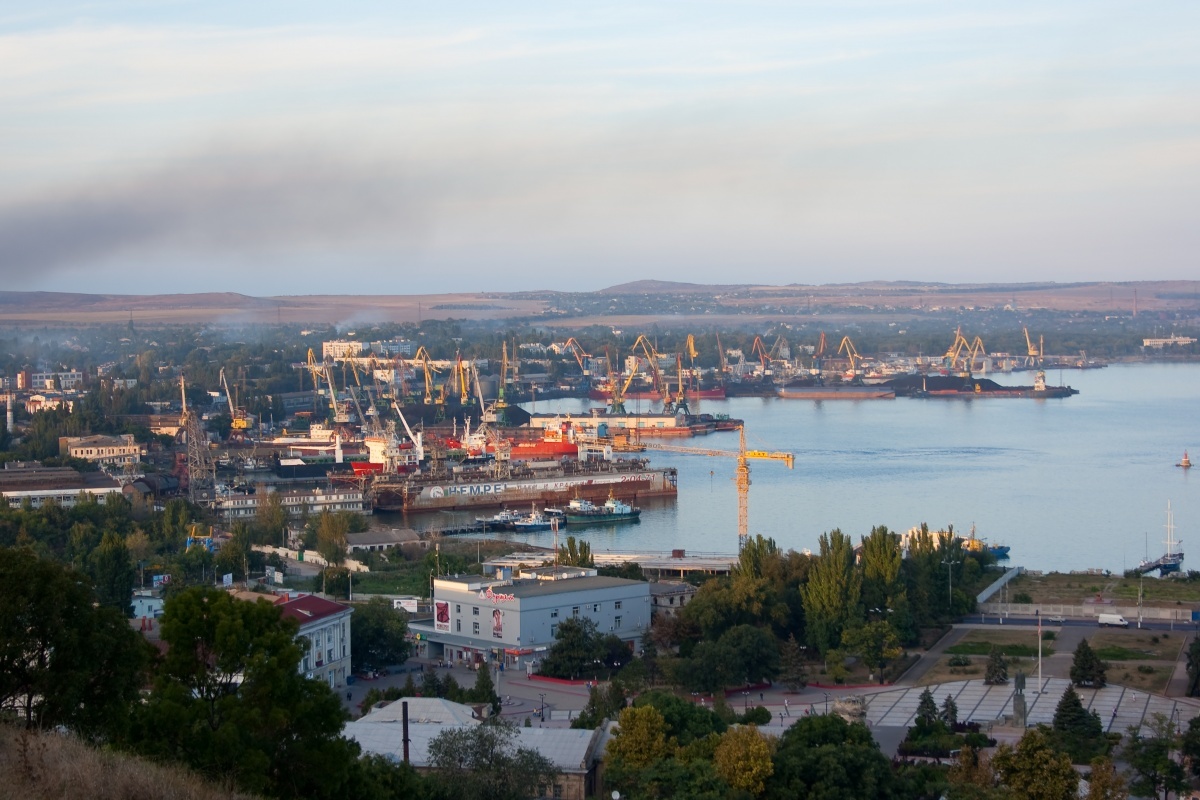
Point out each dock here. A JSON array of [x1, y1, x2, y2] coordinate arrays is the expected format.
[[484, 549, 737, 578]]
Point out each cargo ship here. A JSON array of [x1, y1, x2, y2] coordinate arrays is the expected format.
[[777, 380, 895, 400], [891, 373, 1078, 399], [368, 458, 678, 512], [587, 386, 727, 401]]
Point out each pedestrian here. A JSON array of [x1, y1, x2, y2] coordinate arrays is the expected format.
[[759, 691, 764, 702], [346, 691, 352, 702]]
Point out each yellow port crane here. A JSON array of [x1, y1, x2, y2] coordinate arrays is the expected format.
[[412, 346, 442, 407], [563, 337, 591, 377], [640, 425, 793, 551], [219, 367, 251, 431], [1023, 327, 1043, 368], [631, 334, 671, 407], [836, 336, 861, 378]]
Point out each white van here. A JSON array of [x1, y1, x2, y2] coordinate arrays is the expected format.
[[1097, 613, 1129, 627]]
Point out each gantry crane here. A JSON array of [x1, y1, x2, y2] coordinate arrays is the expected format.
[[1023, 327, 1043, 368], [836, 336, 861, 379], [412, 346, 442, 407], [750, 336, 771, 376], [631, 334, 670, 406], [640, 425, 793, 550], [605, 345, 639, 414]]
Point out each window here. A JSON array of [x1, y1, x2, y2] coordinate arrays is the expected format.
[[473, 607, 480, 616], [614, 600, 622, 610], [615, 616, 622, 629], [550, 624, 558, 637], [473, 622, 480, 635], [553, 785, 563, 798], [327, 648, 333, 663], [455, 604, 461, 614], [550, 609, 558, 618], [456, 619, 461, 632], [592, 603, 600, 613], [572, 606, 579, 617]]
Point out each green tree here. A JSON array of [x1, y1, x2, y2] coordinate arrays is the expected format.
[[426, 721, 559, 800], [720, 624, 780, 684], [633, 689, 727, 746], [351, 597, 412, 670], [88, 530, 136, 616], [800, 529, 862, 654], [132, 586, 359, 798], [468, 664, 501, 716], [1182, 715, 1200, 778], [1123, 713, 1187, 800], [765, 713, 898, 800], [538, 617, 603, 680], [941, 694, 959, 727], [915, 688, 940, 730], [0, 548, 149, 740], [1050, 685, 1105, 763], [255, 489, 289, 546], [779, 633, 809, 691], [985, 645, 1009, 684], [213, 521, 253, 581], [1070, 639, 1108, 688], [860, 526, 903, 616], [992, 727, 1078, 800], [315, 509, 349, 566], [557, 535, 594, 567], [840, 620, 902, 682], [573, 681, 627, 729], [714, 724, 774, 795]]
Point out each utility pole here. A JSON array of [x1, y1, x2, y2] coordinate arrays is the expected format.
[[942, 557, 960, 612]]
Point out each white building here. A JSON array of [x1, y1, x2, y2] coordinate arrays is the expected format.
[[409, 565, 651, 671], [279, 594, 354, 689], [322, 340, 364, 360], [2, 486, 124, 509], [214, 486, 370, 522]]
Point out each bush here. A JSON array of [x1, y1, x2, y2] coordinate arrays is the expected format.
[[948, 654, 972, 667], [1137, 665, 1155, 675], [1042, 631, 1056, 641], [1013, 592, 1033, 604], [740, 705, 772, 725]]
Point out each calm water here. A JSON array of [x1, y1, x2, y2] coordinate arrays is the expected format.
[[383, 364, 1198, 574]]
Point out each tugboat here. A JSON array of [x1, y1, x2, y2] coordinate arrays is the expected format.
[[512, 505, 555, 533], [475, 509, 523, 531], [1178, 451, 1192, 469], [564, 493, 642, 525]]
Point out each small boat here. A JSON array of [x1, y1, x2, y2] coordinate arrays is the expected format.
[[543, 507, 566, 519], [475, 509, 523, 531], [564, 494, 641, 525], [1178, 451, 1192, 469], [512, 511, 554, 533]]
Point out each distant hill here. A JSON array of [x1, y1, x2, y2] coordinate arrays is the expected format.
[[599, 280, 749, 294]]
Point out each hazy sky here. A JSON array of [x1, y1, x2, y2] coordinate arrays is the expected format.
[[2, 2, 1197, 295]]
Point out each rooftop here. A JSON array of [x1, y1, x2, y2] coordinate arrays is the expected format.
[[278, 594, 352, 624]]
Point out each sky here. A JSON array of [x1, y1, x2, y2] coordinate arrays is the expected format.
[[1, 1, 1198, 295]]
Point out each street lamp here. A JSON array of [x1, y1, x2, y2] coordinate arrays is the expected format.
[[823, 692, 830, 715], [742, 688, 749, 712], [942, 558, 960, 610], [539, 693, 546, 720]]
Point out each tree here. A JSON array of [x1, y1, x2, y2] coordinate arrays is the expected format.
[[538, 617, 603, 680], [573, 681, 627, 729], [719, 624, 780, 684], [779, 634, 809, 691], [1050, 685, 1105, 763], [916, 688, 940, 729], [799, 529, 862, 653], [315, 510, 349, 566], [992, 727, 1078, 800], [840, 620, 902, 681], [557, 535, 593, 567], [351, 597, 413, 670], [0, 547, 149, 740], [1083, 757, 1127, 800], [1070, 640, 1108, 688], [255, 489, 289, 546], [426, 721, 559, 800], [608, 705, 672, 770], [468, 664, 501, 716], [1182, 715, 1200, 778], [131, 586, 359, 798], [765, 713, 898, 800], [88, 530, 135, 616], [860, 526, 903, 615], [985, 645, 1009, 684], [633, 690, 727, 746], [941, 694, 959, 728], [714, 724, 774, 795], [1123, 713, 1187, 800]]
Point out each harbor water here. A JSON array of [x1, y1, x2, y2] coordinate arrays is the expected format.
[[380, 363, 1198, 574]]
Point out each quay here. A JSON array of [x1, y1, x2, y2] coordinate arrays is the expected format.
[[484, 549, 737, 578]]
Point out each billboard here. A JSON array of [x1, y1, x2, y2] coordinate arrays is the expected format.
[[393, 597, 420, 614], [435, 601, 450, 632], [492, 608, 503, 639]]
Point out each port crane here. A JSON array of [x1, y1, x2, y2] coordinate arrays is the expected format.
[[218, 367, 252, 433], [604, 345, 639, 414], [563, 338, 591, 377], [412, 347, 443, 408], [750, 336, 772, 376], [1022, 327, 1043, 368], [836, 336, 861, 379], [640, 425, 793, 551], [631, 334, 671, 407]]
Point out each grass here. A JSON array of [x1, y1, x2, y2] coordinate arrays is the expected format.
[[1089, 630, 1183, 661], [0, 723, 259, 800], [943, 629, 1051, 658], [1004, 571, 1200, 608]]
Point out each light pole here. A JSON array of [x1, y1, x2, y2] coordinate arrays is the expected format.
[[539, 693, 546, 720], [742, 688, 749, 712], [823, 692, 830, 715], [942, 557, 960, 612]]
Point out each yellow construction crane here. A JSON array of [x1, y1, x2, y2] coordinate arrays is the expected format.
[[640, 425, 793, 550], [631, 334, 670, 406], [219, 367, 251, 431], [563, 338, 591, 376], [967, 336, 987, 374], [1023, 327, 1043, 367], [412, 346, 442, 406], [836, 336, 861, 377]]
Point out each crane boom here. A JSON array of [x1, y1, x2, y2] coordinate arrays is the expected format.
[[640, 425, 793, 549]]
